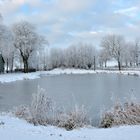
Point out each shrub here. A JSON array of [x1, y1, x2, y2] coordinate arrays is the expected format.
[[14, 87, 55, 126], [56, 105, 90, 130], [14, 105, 31, 121], [29, 86, 54, 125], [100, 101, 140, 128]]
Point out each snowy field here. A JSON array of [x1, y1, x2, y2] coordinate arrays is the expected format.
[[0, 114, 139, 140], [0, 68, 140, 83]]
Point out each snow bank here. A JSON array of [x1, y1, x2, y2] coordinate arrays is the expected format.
[[44, 68, 140, 76], [0, 68, 140, 83], [0, 72, 40, 83], [0, 115, 140, 140]]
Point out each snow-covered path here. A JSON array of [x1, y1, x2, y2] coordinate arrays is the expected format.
[[0, 68, 140, 83], [0, 115, 140, 140]]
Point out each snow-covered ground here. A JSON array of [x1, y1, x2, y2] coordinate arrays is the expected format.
[[0, 68, 140, 83], [0, 72, 41, 83], [43, 68, 140, 76], [0, 115, 139, 140]]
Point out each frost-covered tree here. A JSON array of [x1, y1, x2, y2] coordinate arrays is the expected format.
[[122, 42, 134, 67], [132, 39, 140, 67], [101, 34, 125, 70], [12, 21, 46, 73], [0, 14, 15, 72], [80, 44, 96, 69], [0, 24, 14, 72], [65, 45, 79, 68], [99, 48, 110, 68], [48, 43, 97, 70], [122, 40, 140, 67], [28, 47, 49, 71], [49, 48, 65, 69]]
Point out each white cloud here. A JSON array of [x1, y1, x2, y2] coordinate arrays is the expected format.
[[114, 6, 139, 17]]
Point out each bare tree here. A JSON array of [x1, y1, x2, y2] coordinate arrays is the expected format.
[[12, 21, 46, 73], [122, 42, 134, 67], [101, 34, 125, 70], [133, 39, 140, 67], [0, 24, 15, 72], [0, 14, 15, 73], [99, 49, 110, 68]]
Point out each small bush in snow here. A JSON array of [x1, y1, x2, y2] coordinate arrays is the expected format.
[[100, 101, 140, 128], [56, 105, 90, 130], [29, 86, 54, 125], [14, 87, 55, 126], [14, 105, 31, 120]]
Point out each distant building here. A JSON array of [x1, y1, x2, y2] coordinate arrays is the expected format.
[[0, 54, 4, 73]]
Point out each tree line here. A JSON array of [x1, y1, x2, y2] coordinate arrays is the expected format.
[[0, 14, 140, 72], [46, 35, 140, 71]]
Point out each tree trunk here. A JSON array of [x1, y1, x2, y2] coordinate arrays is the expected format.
[[105, 61, 107, 68], [136, 55, 139, 67], [118, 60, 121, 71], [10, 56, 14, 73], [1, 55, 5, 73], [23, 58, 29, 73], [130, 62, 132, 67], [99, 62, 103, 69], [117, 51, 121, 71], [6, 59, 8, 73], [94, 56, 96, 71]]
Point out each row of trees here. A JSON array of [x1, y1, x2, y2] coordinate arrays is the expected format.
[[47, 36, 140, 71], [46, 35, 140, 71], [0, 14, 140, 72], [48, 44, 96, 70], [100, 35, 140, 70]]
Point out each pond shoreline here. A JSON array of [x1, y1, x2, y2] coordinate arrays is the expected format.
[[0, 68, 140, 83]]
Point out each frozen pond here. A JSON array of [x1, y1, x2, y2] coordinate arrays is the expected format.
[[0, 73, 140, 125]]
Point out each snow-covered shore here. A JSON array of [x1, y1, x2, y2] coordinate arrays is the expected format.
[[0, 115, 139, 140], [0, 68, 140, 83]]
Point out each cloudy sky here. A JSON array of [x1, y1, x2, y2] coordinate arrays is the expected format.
[[0, 0, 140, 48]]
